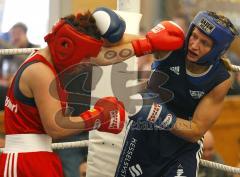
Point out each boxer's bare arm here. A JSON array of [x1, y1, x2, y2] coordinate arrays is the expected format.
[[90, 42, 135, 66]]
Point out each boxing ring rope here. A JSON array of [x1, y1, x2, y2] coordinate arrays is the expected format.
[[0, 48, 41, 55], [52, 140, 88, 149], [200, 159, 240, 174], [0, 140, 240, 174], [1, 47, 240, 174], [51, 139, 103, 150], [0, 48, 240, 71]]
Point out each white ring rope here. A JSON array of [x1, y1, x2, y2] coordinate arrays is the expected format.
[[231, 64, 240, 72], [51, 140, 89, 149], [0, 48, 40, 55], [51, 139, 103, 149], [1, 48, 240, 72], [0, 140, 239, 174], [200, 159, 240, 174], [0, 140, 103, 152]]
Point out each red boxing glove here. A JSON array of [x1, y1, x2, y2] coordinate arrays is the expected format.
[[80, 97, 125, 134], [132, 21, 185, 57]]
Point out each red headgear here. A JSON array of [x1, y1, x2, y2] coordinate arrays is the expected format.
[[44, 20, 103, 72]]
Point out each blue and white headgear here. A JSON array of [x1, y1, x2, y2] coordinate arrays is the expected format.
[[186, 11, 238, 65]]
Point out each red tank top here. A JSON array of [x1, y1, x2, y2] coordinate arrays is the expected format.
[[4, 53, 67, 134]]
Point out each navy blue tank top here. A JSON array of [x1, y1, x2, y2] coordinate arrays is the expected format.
[[150, 48, 230, 119], [144, 48, 230, 156]]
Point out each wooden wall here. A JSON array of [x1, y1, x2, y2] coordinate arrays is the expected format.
[[211, 96, 240, 166]]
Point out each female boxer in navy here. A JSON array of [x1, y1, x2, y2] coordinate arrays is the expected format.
[[115, 11, 239, 177]]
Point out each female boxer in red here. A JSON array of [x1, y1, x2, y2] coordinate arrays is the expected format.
[[0, 9, 126, 177]]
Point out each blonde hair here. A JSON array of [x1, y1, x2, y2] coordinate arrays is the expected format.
[[221, 55, 240, 72]]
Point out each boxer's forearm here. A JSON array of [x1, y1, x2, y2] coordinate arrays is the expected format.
[[90, 43, 135, 66]]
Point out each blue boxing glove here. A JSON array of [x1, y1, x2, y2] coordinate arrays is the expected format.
[[129, 91, 177, 130], [92, 7, 126, 43]]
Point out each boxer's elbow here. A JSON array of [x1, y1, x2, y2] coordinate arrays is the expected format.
[[187, 131, 203, 143], [186, 125, 204, 143], [44, 128, 65, 140]]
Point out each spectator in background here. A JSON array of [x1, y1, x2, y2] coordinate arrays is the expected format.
[[227, 52, 240, 95], [9, 22, 38, 49], [0, 32, 10, 46], [198, 130, 233, 177], [1, 22, 40, 81], [228, 69, 240, 95], [0, 22, 40, 110], [79, 156, 87, 177]]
